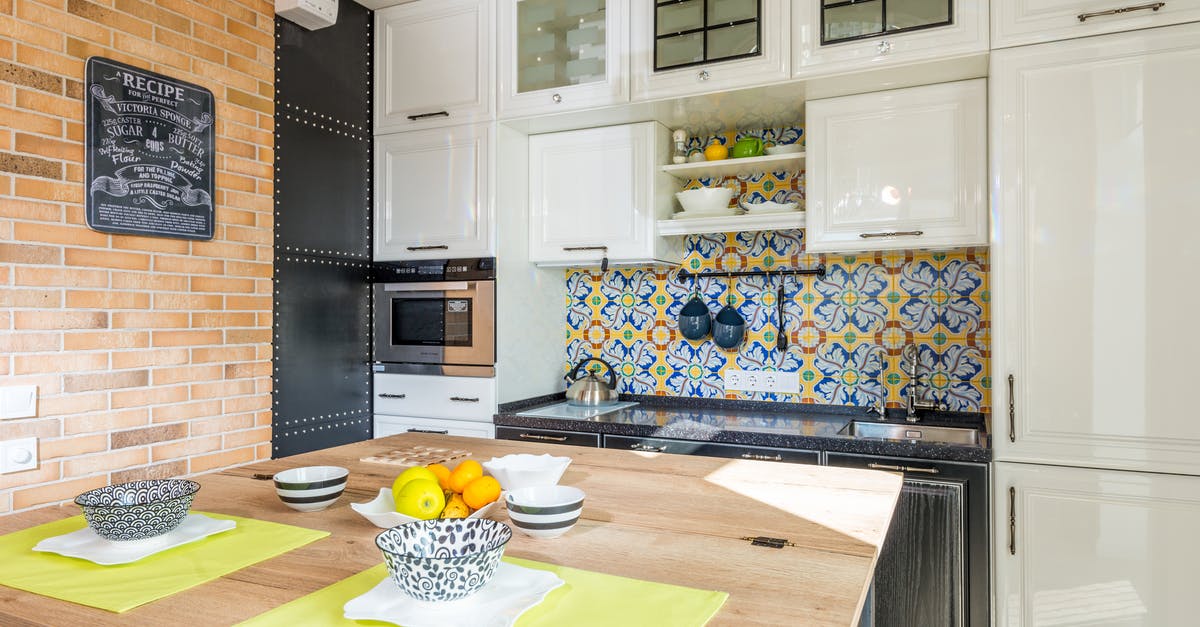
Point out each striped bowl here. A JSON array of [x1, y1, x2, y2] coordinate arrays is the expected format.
[[273, 466, 348, 512], [505, 485, 585, 539]]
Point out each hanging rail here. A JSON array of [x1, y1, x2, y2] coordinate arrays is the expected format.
[[676, 266, 826, 281]]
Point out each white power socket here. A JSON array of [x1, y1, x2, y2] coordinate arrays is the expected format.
[[724, 369, 800, 394], [0, 385, 38, 419], [0, 437, 38, 474]]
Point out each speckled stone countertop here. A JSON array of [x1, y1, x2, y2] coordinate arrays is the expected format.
[[494, 393, 992, 463]]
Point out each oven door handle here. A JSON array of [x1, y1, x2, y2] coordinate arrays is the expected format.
[[382, 281, 471, 292]]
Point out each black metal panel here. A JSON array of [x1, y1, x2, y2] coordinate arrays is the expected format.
[[275, 114, 369, 258], [276, 2, 372, 127]]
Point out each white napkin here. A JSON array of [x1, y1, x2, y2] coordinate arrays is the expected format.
[[344, 561, 564, 627]]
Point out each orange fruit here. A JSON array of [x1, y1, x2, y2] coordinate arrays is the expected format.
[[426, 463, 452, 490], [462, 476, 501, 510], [448, 459, 483, 493]]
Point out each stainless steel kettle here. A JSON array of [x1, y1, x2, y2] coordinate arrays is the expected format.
[[565, 357, 619, 406]]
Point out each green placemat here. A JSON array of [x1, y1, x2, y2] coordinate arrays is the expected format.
[[240, 556, 728, 627], [0, 512, 329, 613]]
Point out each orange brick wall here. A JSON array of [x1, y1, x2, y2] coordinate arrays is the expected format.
[[0, 0, 275, 513]]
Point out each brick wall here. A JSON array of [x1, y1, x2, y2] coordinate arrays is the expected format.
[[0, 0, 275, 513]]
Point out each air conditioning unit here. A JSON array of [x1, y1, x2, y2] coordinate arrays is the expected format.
[[277, 0, 338, 31]]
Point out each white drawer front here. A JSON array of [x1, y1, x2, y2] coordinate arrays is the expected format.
[[374, 373, 496, 422], [373, 415, 495, 439]]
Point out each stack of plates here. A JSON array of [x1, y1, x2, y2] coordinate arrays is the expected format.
[[672, 208, 741, 220], [740, 201, 799, 215]]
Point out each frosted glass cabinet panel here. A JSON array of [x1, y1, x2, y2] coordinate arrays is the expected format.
[[991, 23, 1200, 475]]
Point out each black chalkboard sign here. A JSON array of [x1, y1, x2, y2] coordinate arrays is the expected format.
[[85, 57, 215, 240]]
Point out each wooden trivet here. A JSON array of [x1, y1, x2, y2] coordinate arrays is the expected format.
[[360, 445, 471, 467]]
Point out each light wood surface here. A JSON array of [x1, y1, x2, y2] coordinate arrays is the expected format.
[[0, 434, 903, 626]]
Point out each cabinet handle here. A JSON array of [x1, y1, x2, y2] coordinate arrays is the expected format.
[[698, 70, 711, 81], [1078, 2, 1165, 22], [406, 244, 449, 251], [1008, 486, 1017, 555], [631, 442, 668, 452], [876, 40, 892, 55], [1007, 374, 1016, 443], [518, 433, 567, 442], [449, 396, 480, 403], [407, 110, 450, 121], [407, 428, 448, 434], [378, 393, 407, 399], [859, 230, 924, 239], [552, 93, 563, 104], [741, 453, 783, 461], [867, 462, 940, 475]]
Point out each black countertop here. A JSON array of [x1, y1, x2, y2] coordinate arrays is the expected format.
[[494, 393, 992, 463]]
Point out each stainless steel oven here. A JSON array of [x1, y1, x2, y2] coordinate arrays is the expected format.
[[372, 258, 495, 373]]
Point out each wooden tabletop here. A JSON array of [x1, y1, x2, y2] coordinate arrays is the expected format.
[[0, 433, 903, 626]]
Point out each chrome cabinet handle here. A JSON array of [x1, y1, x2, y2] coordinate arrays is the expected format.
[[518, 433, 567, 442], [449, 397, 480, 403], [868, 462, 940, 475], [407, 428, 448, 434], [1008, 486, 1017, 555], [876, 40, 892, 55], [378, 393, 406, 399], [1007, 374, 1016, 443], [741, 453, 783, 461], [698, 70, 711, 81], [631, 442, 667, 452], [406, 244, 449, 251], [552, 93, 563, 103], [859, 230, 924, 239], [1079, 2, 1165, 21], [407, 110, 449, 121]]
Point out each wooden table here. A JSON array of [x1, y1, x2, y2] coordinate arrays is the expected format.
[[0, 434, 902, 626]]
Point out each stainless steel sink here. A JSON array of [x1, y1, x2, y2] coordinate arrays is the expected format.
[[841, 421, 982, 446]]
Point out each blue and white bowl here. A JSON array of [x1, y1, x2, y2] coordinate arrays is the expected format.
[[505, 485, 585, 539], [273, 466, 348, 512], [376, 519, 512, 602], [74, 479, 200, 541]]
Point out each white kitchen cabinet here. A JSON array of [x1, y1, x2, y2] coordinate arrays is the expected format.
[[629, 0, 790, 101], [995, 462, 1200, 626], [529, 122, 682, 266], [373, 373, 497, 422], [993, 0, 1200, 49], [991, 24, 1200, 475], [804, 78, 987, 254], [793, 0, 988, 79], [374, 124, 493, 261], [497, 0, 629, 118], [374, 415, 495, 439], [374, 0, 493, 133]]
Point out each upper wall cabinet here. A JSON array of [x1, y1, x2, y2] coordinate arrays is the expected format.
[[375, 124, 494, 261], [805, 78, 987, 254], [374, 0, 494, 133], [629, 0, 790, 101], [993, 0, 1200, 49], [497, 0, 629, 118], [793, 0, 988, 79]]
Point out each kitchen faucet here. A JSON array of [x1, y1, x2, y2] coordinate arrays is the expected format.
[[902, 344, 941, 422], [866, 345, 888, 419]]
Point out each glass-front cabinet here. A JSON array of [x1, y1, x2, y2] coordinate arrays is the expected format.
[[793, 0, 987, 78], [497, 0, 629, 118], [654, 0, 762, 70]]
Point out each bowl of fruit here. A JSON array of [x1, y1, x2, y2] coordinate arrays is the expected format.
[[351, 460, 504, 528]]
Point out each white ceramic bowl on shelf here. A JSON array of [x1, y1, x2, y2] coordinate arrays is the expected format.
[[675, 188, 734, 214], [765, 144, 803, 155]]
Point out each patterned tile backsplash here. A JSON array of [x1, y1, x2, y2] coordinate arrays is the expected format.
[[565, 231, 991, 413]]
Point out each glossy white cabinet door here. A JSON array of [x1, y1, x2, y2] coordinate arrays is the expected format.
[[373, 415, 495, 439], [374, 124, 493, 261], [991, 24, 1200, 475], [995, 462, 1200, 626], [793, 0, 988, 79], [374, 0, 493, 133], [497, 0, 629, 118], [993, 0, 1200, 49], [529, 122, 680, 266], [805, 79, 987, 254], [629, 0, 789, 101]]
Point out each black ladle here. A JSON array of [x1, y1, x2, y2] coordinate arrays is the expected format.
[[777, 274, 788, 355]]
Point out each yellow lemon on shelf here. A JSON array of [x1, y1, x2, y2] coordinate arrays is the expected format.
[[703, 142, 728, 161]]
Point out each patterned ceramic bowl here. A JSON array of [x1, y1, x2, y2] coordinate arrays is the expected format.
[[74, 479, 201, 542], [375, 519, 512, 602]]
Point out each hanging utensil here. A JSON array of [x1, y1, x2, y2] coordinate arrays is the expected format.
[[678, 273, 711, 341], [712, 276, 745, 350], [776, 274, 788, 356]]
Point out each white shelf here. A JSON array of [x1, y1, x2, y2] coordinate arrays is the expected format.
[[661, 152, 805, 180], [657, 211, 806, 236]]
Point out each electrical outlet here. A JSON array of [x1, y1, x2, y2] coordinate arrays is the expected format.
[[724, 370, 747, 391], [0, 385, 37, 419], [0, 437, 38, 474], [765, 371, 800, 394], [725, 369, 800, 393]]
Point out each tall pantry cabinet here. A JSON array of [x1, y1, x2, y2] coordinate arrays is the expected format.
[[991, 22, 1200, 625]]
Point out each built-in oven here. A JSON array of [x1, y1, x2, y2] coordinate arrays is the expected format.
[[372, 258, 495, 374]]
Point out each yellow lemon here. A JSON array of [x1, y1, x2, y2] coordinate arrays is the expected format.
[[703, 142, 728, 161]]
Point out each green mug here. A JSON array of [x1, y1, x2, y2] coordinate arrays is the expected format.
[[731, 137, 763, 159]]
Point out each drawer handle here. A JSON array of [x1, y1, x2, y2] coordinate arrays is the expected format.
[[406, 244, 449, 251], [449, 396, 480, 403], [1008, 374, 1016, 443], [867, 462, 940, 475], [741, 453, 783, 461], [378, 393, 406, 399], [407, 110, 450, 121], [1008, 486, 1017, 555], [630, 443, 667, 453], [518, 433, 567, 442], [1078, 2, 1165, 22], [859, 230, 924, 239], [407, 428, 448, 434]]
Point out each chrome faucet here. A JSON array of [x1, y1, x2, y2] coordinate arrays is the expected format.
[[866, 345, 888, 420], [902, 344, 941, 422]]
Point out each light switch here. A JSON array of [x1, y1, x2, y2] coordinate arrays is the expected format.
[[0, 437, 38, 473], [0, 386, 38, 419]]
